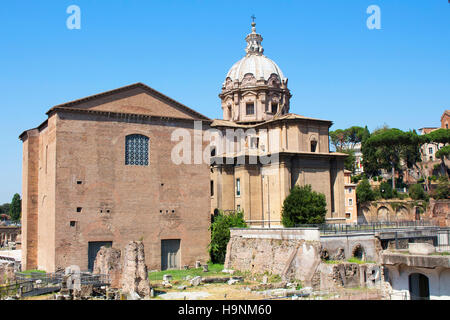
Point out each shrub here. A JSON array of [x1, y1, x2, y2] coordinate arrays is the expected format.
[[281, 185, 327, 227], [378, 181, 394, 199], [209, 210, 247, 264], [409, 184, 428, 200], [356, 178, 375, 203], [431, 178, 450, 200]]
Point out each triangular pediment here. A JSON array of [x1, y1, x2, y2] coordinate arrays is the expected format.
[[47, 83, 209, 120]]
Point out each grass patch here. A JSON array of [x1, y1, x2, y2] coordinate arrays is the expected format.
[[323, 260, 341, 264], [21, 269, 46, 274], [431, 252, 450, 256], [148, 263, 225, 281]]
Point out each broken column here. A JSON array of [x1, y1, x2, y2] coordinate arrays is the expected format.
[[120, 241, 151, 298], [93, 246, 122, 289]]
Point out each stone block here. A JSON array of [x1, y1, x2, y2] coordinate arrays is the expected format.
[[408, 243, 436, 255]]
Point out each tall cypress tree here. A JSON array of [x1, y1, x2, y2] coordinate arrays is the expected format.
[[9, 193, 21, 222]]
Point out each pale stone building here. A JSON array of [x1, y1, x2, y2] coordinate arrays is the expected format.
[[344, 170, 357, 224], [20, 83, 212, 272], [210, 22, 347, 226]]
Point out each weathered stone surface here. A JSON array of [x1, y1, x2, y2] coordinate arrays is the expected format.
[[0, 263, 16, 285], [93, 246, 122, 289], [190, 276, 202, 286], [408, 243, 436, 255], [120, 241, 151, 298], [224, 233, 322, 286]]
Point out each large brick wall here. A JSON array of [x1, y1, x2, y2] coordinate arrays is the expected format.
[[21, 85, 212, 272]]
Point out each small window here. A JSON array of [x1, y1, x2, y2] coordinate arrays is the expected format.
[[348, 187, 352, 194], [236, 178, 241, 196], [246, 102, 254, 115], [210, 180, 214, 197], [429, 147, 433, 155], [346, 213, 351, 219], [349, 199, 353, 206], [210, 146, 216, 157], [271, 103, 278, 114], [76, 181, 83, 185], [311, 140, 317, 153], [76, 207, 82, 213], [237, 205, 241, 211], [70, 221, 76, 227]]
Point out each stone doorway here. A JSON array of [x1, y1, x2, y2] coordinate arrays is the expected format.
[[88, 241, 112, 271], [161, 239, 180, 270], [409, 273, 430, 300]]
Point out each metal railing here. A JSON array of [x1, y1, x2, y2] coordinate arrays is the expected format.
[[1, 271, 110, 299], [294, 220, 439, 235]]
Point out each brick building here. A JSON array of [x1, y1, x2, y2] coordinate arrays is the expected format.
[[20, 83, 212, 272]]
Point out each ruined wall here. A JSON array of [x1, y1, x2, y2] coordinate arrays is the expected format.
[[320, 234, 381, 262], [312, 262, 382, 291], [224, 228, 322, 285], [427, 199, 450, 227], [358, 200, 424, 224]]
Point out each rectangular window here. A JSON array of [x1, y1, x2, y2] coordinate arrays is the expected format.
[[346, 213, 351, 219], [429, 147, 433, 155], [76, 207, 82, 213], [210, 180, 214, 197], [348, 199, 353, 206], [246, 102, 254, 115], [236, 178, 241, 196], [271, 103, 278, 114], [237, 205, 241, 211]]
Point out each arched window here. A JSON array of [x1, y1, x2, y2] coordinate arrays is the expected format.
[[310, 137, 318, 153], [125, 134, 149, 166]]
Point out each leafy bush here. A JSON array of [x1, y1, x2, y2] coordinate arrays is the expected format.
[[281, 185, 327, 227], [409, 184, 428, 200], [356, 179, 375, 203], [417, 177, 425, 183], [351, 174, 363, 184], [431, 178, 450, 200], [377, 181, 394, 199], [209, 210, 247, 264]]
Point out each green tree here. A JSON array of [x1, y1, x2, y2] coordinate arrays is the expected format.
[[377, 181, 394, 199], [0, 203, 11, 215], [208, 210, 247, 264], [431, 177, 450, 200], [356, 178, 375, 203], [281, 185, 327, 227], [364, 129, 421, 189], [409, 184, 427, 200], [341, 149, 356, 173], [9, 194, 21, 222]]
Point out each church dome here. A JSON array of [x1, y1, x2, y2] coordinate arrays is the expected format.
[[224, 21, 286, 84], [226, 54, 285, 83]]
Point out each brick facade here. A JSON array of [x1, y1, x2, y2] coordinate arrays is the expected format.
[[20, 83, 211, 272]]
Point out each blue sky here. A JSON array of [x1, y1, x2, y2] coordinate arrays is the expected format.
[[0, 1, 449, 203]]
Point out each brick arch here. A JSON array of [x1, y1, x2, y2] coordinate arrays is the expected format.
[[377, 205, 390, 222]]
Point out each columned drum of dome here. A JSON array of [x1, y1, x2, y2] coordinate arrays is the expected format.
[[219, 21, 292, 124]]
